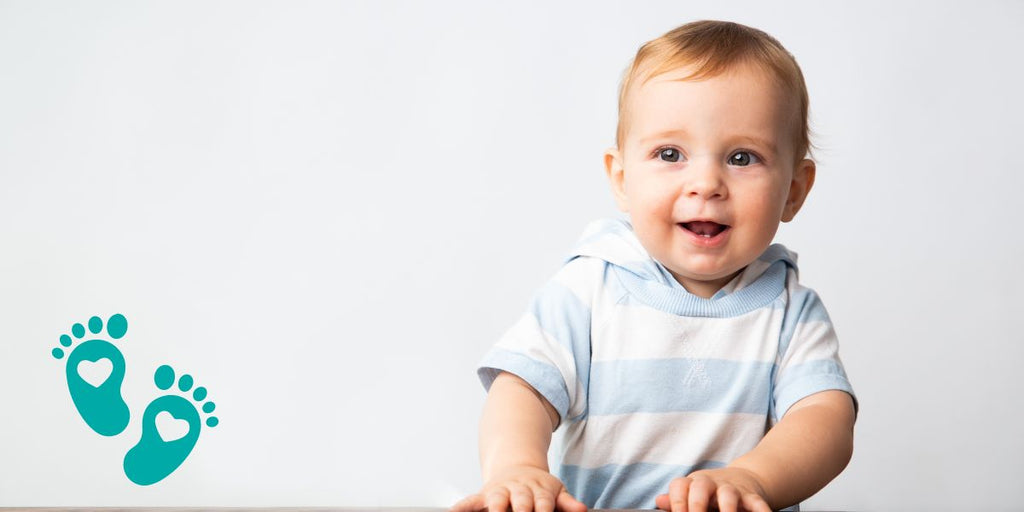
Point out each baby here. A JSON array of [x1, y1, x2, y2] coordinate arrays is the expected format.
[[453, 20, 856, 512]]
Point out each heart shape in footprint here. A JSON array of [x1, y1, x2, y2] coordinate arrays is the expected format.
[[155, 411, 190, 442], [77, 358, 113, 388]]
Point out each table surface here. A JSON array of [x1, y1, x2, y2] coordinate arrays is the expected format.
[[5, 509, 458, 512], [0, 508, 845, 512], [2, 509, 463, 512], [0, 505, 847, 509], [0, 509, 645, 512], [0, 509, 672, 512]]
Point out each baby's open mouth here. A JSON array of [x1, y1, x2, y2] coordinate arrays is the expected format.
[[680, 221, 730, 238]]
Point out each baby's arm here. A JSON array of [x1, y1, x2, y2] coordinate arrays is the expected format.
[[656, 389, 856, 512], [451, 372, 587, 512]]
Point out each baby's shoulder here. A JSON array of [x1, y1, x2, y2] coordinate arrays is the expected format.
[[780, 268, 833, 325], [540, 255, 615, 304]]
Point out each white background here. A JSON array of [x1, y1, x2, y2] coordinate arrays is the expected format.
[[2, 1, 1023, 510]]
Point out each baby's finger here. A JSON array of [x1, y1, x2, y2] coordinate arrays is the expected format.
[[739, 493, 772, 512], [687, 475, 716, 512], [507, 482, 535, 512], [555, 489, 587, 512], [532, 487, 558, 512], [485, 487, 511, 512], [450, 493, 485, 512], [668, 477, 692, 512], [654, 493, 670, 511], [714, 484, 739, 512]]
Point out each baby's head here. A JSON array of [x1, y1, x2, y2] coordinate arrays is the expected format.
[[605, 20, 817, 298]]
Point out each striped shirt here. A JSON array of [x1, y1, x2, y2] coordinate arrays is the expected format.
[[478, 218, 855, 510]]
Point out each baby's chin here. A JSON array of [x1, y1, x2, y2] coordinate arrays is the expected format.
[[662, 256, 745, 281]]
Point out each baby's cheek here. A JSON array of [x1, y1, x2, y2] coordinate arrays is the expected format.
[[638, 184, 681, 214]]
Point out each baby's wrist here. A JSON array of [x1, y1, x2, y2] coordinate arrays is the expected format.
[[483, 462, 551, 482]]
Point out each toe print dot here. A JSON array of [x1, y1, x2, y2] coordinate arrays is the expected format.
[[178, 374, 194, 392], [154, 365, 175, 390], [206, 417, 219, 427], [107, 314, 128, 339], [52, 347, 65, 359], [202, 402, 216, 414], [60, 335, 72, 347], [192, 386, 207, 401], [88, 316, 102, 334], [72, 323, 85, 338]]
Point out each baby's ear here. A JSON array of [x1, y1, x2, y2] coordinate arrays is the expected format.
[[604, 148, 630, 212], [782, 158, 816, 222]]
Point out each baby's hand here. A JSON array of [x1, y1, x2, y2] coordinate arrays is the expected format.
[[655, 468, 771, 512], [450, 465, 587, 512]]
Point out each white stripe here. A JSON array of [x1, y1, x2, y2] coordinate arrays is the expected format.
[[593, 304, 784, 363], [552, 256, 608, 305], [560, 411, 766, 467], [780, 320, 839, 368], [496, 314, 587, 419]]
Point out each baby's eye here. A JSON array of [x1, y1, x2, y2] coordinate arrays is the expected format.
[[728, 151, 761, 166], [657, 147, 682, 163]]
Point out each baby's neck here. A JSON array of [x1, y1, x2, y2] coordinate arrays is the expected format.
[[671, 268, 745, 299]]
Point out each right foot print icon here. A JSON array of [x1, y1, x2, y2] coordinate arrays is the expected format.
[[123, 364, 219, 485]]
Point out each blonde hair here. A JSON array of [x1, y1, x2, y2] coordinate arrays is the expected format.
[[616, 20, 813, 162]]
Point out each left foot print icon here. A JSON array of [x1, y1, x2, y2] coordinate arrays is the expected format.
[[52, 314, 131, 436]]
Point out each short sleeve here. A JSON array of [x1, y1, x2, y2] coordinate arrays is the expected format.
[[477, 257, 599, 425], [771, 284, 857, 422]]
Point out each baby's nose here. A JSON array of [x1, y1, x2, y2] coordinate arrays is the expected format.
[[683, 160, 727, 199]]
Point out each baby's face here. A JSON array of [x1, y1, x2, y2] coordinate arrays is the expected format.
[[605, 62, 815, 298]]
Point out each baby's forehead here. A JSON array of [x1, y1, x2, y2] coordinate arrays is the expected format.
[[636, 61, 781, 98], [636, 65, 793, 116], [624, 63, 801, 151]]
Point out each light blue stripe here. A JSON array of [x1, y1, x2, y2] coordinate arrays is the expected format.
[[559, 461, 725, 509], [774, 359, 855, 418], [589, 358, 772, 415], [598, 260, 631, 307], [478, 348, 571, 420], [772, 287, 835, 421], [778, 287, 831, 360], [528, 278, 591, 358], [527, 279, 592, 416]]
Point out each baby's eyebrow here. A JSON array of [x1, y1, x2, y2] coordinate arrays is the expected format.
[[732, 135, 778, 156], [637, 129, 691, 146], [638, 130, 779, 155]]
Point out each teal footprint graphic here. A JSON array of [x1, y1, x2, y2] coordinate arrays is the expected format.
[[52, 314, 131, 436], [124, 364, 219, 485]]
